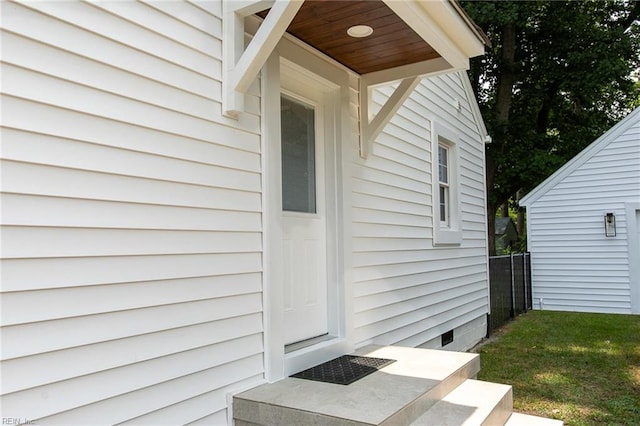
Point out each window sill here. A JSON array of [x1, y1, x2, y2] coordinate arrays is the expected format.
[[433, 228, 462, 246]]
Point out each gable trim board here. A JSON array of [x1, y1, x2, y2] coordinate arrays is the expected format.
[[520, 107, 640, 314], [1, 1, 490, 423], [520, 107, 640, 206]]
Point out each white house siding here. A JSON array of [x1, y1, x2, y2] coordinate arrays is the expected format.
[[352, 72, 489, 351], [1, 1, 264, 423], [525, 113, 640, 314]]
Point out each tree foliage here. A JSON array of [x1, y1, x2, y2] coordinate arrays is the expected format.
[[460, 0, 640, 254]]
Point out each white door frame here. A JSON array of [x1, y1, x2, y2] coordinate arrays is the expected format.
[[262, 38, 354, 382], [280, 67, 329, 345]]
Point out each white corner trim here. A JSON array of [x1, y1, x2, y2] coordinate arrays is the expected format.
[[626, 202, 640, 314], [225, 378, 268, 426]]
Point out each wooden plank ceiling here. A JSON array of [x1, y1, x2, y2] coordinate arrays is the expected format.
[[257, 0, 441, 75]]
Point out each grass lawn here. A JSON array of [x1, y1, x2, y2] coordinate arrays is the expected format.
[[475, 310, 640, 426]]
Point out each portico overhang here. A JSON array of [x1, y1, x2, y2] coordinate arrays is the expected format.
[[223, 0, 487, 156]]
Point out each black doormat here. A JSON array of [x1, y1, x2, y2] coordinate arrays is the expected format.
[[291, 355, 396, 385]]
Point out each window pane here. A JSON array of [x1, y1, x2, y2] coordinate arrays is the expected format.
[[438, 145, 448, 183], [439, 164, 448, 184], [440, 185, 448, 223], [281, 95, 316, 213]]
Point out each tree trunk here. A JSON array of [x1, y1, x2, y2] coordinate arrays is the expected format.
[[486, 22, 517, 257], [495, 23, 517, 125], [516, 189, 525, 236], [501, 203, 509, 217], [487, 202, 498, 256]]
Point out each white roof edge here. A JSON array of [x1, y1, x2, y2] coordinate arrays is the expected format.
[[519, 106, 640, 207], [447, 0, 491, 51], [385, 0, 486, 71], [420, 0, 487, 58], [458, 70, 490, 143]]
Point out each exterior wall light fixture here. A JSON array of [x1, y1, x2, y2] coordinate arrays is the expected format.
[[604, 212, 616, 237]]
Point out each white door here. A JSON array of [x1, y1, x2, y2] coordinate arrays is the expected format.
[[280, 88, 329, 345]]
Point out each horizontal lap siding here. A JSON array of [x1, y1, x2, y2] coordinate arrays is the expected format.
[[0, 1, 263, 423], [353, 73, 488, 348], [528, 119, 640, 313]]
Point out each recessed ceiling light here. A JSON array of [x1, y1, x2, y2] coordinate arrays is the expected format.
[[347, 25, 373, 38]]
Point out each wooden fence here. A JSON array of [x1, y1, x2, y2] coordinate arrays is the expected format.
[[487, 253, 532, 334]]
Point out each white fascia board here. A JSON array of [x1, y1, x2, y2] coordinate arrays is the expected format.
[[362, 57, 453, 86], [383, 0, 478, 70], [458, 70, 490, 143], [520, 106, 640, 206], [426, 0, 486, 58]]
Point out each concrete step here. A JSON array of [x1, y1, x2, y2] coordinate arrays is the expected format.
[[233, 345, 480, 426], [233, 345, 561, 426], [505, 413, 563, 426], [410, 379, 512, 426]]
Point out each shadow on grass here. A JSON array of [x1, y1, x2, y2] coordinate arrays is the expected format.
[[475, 311, 640, 426]]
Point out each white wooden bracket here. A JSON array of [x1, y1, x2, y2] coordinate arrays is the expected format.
[[223, 0, 303, 118], [359, 76, 421, 159]]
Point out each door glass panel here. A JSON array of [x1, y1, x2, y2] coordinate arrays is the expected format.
[[281, 94, 316, 213]]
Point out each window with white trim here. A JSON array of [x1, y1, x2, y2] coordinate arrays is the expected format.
[[432, 122, 462, 245], [438, 144, 450, 226]]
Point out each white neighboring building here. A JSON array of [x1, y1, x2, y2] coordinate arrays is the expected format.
[[0, 1, 491, 423], [520, 107, 640, 314]]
